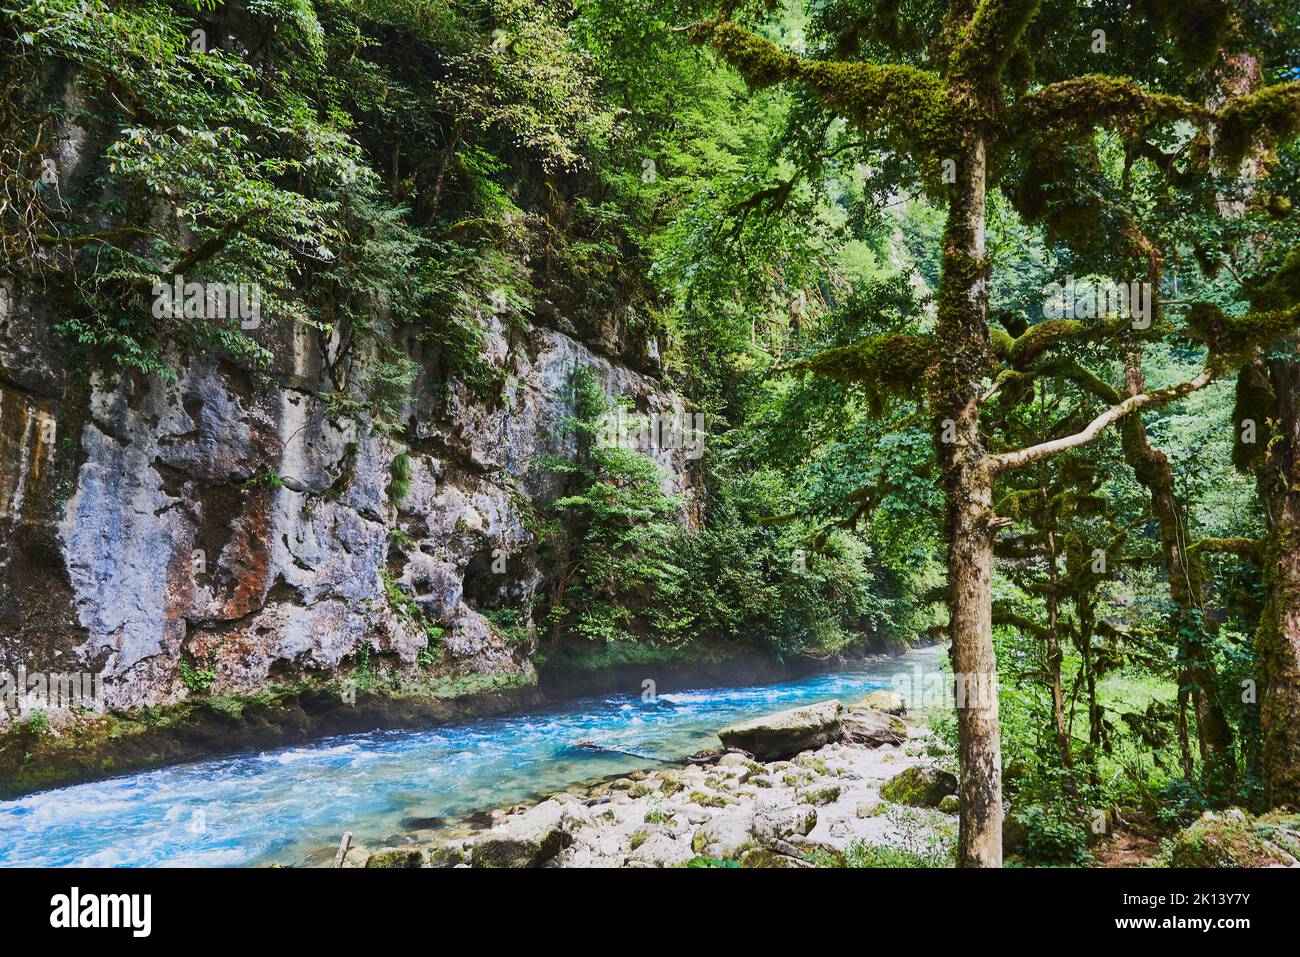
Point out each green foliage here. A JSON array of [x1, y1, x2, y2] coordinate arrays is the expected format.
[[845, 804, 956, 867], [245, 468, 286, 490], [542, 367, 687, 645], [0, 0, 624, 426], [481, 608, 529, 646], [383, 571, 444, 650], [7, 0, 1299, 840], [541, 356, 898, 658], [178, 659, 217, 694], [388, 452, 412, 506], [1011, 804, 1091, 866], [685, 855, 741, 867], [20, 711, 50, 738]]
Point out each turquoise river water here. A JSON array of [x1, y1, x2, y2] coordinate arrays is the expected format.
[[0, 646, 941, 867]]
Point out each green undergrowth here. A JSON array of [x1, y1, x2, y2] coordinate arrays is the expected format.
[[537, 638, 742, 674]]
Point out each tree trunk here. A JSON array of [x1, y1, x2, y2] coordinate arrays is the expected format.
[[1079, 609, 1102, 772], [1176, 686, 1195, 781], [1257, 357, 1300, 806], [1120, 359, 1236, 787], [947, 461, 1003, 866], [1044, 527, 1073, 771], [936, 134, 1003, 867], [1085, 654, 1100, 772]]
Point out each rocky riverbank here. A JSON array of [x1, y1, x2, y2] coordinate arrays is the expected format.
[[345, 693, 961, 868]]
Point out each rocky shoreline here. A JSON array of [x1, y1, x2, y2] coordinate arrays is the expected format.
[[344, 693, 961, 868]]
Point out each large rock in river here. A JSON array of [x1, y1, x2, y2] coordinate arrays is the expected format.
[[364, 846, 425, 868], [718, 700, 842, 761], [471, 799, 574, 868], [856, 690, 906, 715], [842, 707, 907, 747]]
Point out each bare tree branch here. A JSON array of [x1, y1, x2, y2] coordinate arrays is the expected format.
[[987, 368, 1214, 475]]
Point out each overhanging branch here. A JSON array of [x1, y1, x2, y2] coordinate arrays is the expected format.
[[690, 19, 955, 162], [987, 368, 1214, 475]]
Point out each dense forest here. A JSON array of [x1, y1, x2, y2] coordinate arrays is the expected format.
[[1, 0, 1299, 871]]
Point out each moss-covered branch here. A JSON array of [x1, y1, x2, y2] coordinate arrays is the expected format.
[[1143, 0, 1231, 67], [949, 0, 1042, 85], [1006, 75, 1300, 182], [1189, 537, 1264, 563], [693, 19, 957, 163], [781, 332, 935, 414], [1004, 75, 1203, 145], [1183, 301, 1300, 374], [1215, 82, 1300, 170], [992, 602, 1048, 638], [1029, 358, 1122, 406], [991, 316, 1148, 369], [1244, 247, 1300, 313]]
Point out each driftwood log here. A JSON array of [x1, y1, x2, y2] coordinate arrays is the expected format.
[[332, 831, 352, 868]]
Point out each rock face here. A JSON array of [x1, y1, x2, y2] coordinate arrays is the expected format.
[[879, 766, 958, 808], [717, 700, 843, 761], [0, 263, 697, 731]]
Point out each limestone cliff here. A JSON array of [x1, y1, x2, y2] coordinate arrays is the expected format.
[[0, 266, 697, 731]]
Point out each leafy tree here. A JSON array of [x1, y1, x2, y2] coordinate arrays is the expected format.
[[689, 0, 1300, 864], [541, 367, 687, 647]]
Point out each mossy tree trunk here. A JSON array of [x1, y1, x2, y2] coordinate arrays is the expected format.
[[936, 133, 1004, 867], [1083, 643, 1101, 779], [1211, 49, 1299, 807], [1257, 357, 1300, 806], [1068, 551, 1103, 779], [1043, 525, 1072, 772]]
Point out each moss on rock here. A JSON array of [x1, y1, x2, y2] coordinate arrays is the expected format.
[[799, 784, 842, 806], [1169, 810, 1300, 867], [879, 765, 959, 808], [364, 846, 425, 868], [856, 690, 906, 715]]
